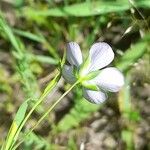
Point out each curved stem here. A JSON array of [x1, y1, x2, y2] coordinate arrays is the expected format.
[[12, 80, 79, 150]]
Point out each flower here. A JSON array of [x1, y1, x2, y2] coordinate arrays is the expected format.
[[62, 42, 124, 104]]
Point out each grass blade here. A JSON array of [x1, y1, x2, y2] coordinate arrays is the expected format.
[[22, 0, 150, 17]]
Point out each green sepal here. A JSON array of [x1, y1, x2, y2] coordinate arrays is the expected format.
[[60, 49, 66, 69], [83, 70, 100, 81], [79, 56, 90, 77], [82, 81, 99, 91]]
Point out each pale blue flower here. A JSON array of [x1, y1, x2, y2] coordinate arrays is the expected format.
[[62, 42, 124, 104]]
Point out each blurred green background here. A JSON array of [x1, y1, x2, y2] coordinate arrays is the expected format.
[[0, 0, 150, 149]]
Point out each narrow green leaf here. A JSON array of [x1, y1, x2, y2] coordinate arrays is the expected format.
[[22, 0, 150, 17], [29, 54, 58, 65], [14, 100, 28, 126], [13, 28, 45, 43], [3, 122, 18, 150], [0, 15, 22, 57], [116, 34, 149, 72], [42, 72, 61, 98], [3, 99, 29, 150], [117, 42, 148, 72]]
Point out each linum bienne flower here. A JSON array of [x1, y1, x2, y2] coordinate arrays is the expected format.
[[62, 42, 124, 104]]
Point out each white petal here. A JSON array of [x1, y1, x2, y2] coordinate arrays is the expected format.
[[83, 88, 107, 104], [89, 42, 114, 71], [91, 67, 124, 92], [62, 65, 76, 84], [67, 42, 83, 67]]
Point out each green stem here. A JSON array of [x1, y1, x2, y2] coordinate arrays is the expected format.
[[6, 72, 60, 150], [12, 80, 79, 150]]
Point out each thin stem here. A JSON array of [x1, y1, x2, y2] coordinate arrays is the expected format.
[[12, 80, 79, 150], [8, 73, 60, 150]]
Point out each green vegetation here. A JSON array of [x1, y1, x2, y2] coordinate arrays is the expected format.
[[0, 0, 149, 149]]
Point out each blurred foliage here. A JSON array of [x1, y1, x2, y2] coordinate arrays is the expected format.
[[0, 0, 150, 149]]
